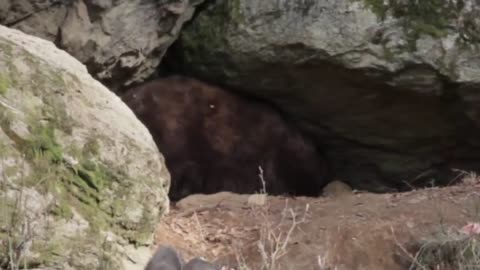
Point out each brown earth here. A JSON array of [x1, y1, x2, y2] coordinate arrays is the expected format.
[[153, 176, 480, 270]]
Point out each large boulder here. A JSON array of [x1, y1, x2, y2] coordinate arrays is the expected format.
[[122, 76, 328, 201], [0, 25, 169, 269], [169, 0, 480, 191], [0, 0, 203, 91]]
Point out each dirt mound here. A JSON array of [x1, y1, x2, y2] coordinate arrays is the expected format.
[[153, 177, 480, 270]]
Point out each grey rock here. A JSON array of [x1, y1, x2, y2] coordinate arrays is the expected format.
[[0, 0, 203, 91], [0, 25, 169, 270], [172, 0, 480, 191]]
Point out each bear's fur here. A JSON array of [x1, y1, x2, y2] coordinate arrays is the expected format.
[[122, 76, 327, 201]]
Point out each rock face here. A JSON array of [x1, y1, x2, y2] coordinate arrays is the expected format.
[[122, 76, 328, 201], [169, 0, 480, 191], [0, 0, 203, 91], [0, 25, 169, 269]]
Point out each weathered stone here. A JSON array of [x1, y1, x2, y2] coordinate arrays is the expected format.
[[322, 180, 353, 198], [0, 25, 169, 270], [169, 0, 480, 191], [0, 0, 204, 91], [122, 76, 328, 200]]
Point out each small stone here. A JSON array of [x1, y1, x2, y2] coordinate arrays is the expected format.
[[322, 180, 353, 198]]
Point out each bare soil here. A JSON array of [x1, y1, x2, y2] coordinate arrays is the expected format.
[[153, 179, 480, 270]]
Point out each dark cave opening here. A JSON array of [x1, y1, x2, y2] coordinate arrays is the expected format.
[[128, 59, 478, 202], [123, 67, 475, 202], [119, 8, 480, 202]]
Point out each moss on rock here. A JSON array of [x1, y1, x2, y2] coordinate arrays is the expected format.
[[0, 73, 10, 95], [358, 0, 479, 48], [180, 0, 244, 66]]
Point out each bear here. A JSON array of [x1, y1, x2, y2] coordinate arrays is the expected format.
[[122, 75, 328, 201]]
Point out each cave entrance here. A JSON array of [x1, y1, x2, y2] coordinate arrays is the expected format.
[[121, 28, 480, 202]]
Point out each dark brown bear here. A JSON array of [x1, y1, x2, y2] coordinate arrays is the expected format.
[[122, 76, 327, 201]]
